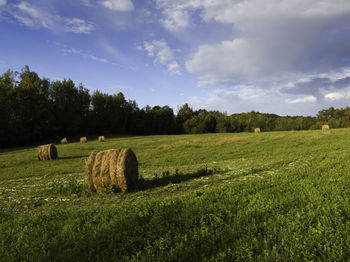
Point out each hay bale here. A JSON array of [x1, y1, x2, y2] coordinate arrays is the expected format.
[[254, 128, 261, 134], [85, 151, 99, 192], [80, 137, 87, 143], [61, 137, 68, 144], [98, 136, 105, 142], [36, 144, 58, 160], [116, 148, 139, 192], [85, 148, 138, 193], [322, 124, 330, 134]]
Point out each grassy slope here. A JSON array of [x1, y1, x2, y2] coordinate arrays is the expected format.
[[1, 130, 350, 261]]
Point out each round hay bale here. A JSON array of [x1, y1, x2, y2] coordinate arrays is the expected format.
[[254, 128, 261, 134], [85, 151, 99, 192], [36, 144, 58, 160], [80, 137, 87, 143], [85, 148, 138, 193], [98, 136, 105, 142], [116, 148, 139, 192], [322, 124, 331, 134], [61, 137, 68, 144]]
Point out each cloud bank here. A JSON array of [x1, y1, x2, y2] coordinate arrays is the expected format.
[[156, 0, 350, 115]]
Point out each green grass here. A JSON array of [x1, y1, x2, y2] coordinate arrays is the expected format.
[[1, 130, 350, 261]]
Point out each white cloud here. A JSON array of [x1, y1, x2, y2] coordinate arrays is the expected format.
[[12, 2, 55, 29], [189, 88, 267, 114], [160, 8, 190, 31], [285, 96, 317, 104], [90, 55, 110, 64], [103, 84, 130, 93], [63, 48, 118, 66], [189, 88, 322, 115], [0, 0, 6, 6], [143, 9, 152, 17], [17, 3, 42, 19], [81, 0, 93, 7], [318, 68, 350, 82], [64, 18, 95, 34], [63, 48, 83, 55], [141, 40, 181, 75], [325, 90, 350, 101], [168, 62, 181, 75], [143, 42, 155, 56], [156, 0, 350, 26], [186, 38, 259, 86], [5, 2, 96, 34], [153, 0, 350, 115], [158, 0, 350, 93], [100, 0, 134, 11], [144, 40, 174, 64], [197, 0, 350, 24], [102, 42, 127, 61], [155, 0, 201, 31]]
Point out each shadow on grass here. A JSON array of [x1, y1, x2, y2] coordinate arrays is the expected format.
[[135, 167, 219, 191], [36, 167, 220, 196], [59, 155, 89, 160]]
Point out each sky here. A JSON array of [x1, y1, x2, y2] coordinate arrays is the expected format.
[[1, 0, 350, 116]]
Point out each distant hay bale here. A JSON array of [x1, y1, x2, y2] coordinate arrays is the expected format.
[[60, 137, 68, 144], [36, 144, 58, 160], [322, 124, 330, 134], [254, 128, 261, 134], [98, 136, 105, 142], [86, 148, 138, 193], [80, 137, 87, 143]]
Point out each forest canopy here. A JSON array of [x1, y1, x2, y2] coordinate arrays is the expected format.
[[1, 66, 350, 147]]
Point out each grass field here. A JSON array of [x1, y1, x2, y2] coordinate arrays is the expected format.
[[1, 129, 350, 261]]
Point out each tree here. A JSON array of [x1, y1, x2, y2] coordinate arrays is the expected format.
[[9, 66, 52, 144], [177, 103, 196, 132], [0, 70, 16, 147], [50, 79, 90, 136]]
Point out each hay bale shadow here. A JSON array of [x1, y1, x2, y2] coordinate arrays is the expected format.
[[135, 167, 219, 191]]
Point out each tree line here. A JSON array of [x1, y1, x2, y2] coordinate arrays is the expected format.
[[1, 66, 350, 147]]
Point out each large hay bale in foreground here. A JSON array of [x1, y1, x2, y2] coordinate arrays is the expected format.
[[61, 137, 68, 144], [36, 144, 58, 160], [254, 128, 261, 134], [98, 136, 105, 142], [86, 148, 138, 193], [80, 137, 87, 143]]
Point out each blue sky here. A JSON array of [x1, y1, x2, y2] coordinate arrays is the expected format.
[[1, 0, 350, 116]]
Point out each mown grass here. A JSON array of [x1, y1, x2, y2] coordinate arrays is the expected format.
[[1, 130, 350, 261]]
